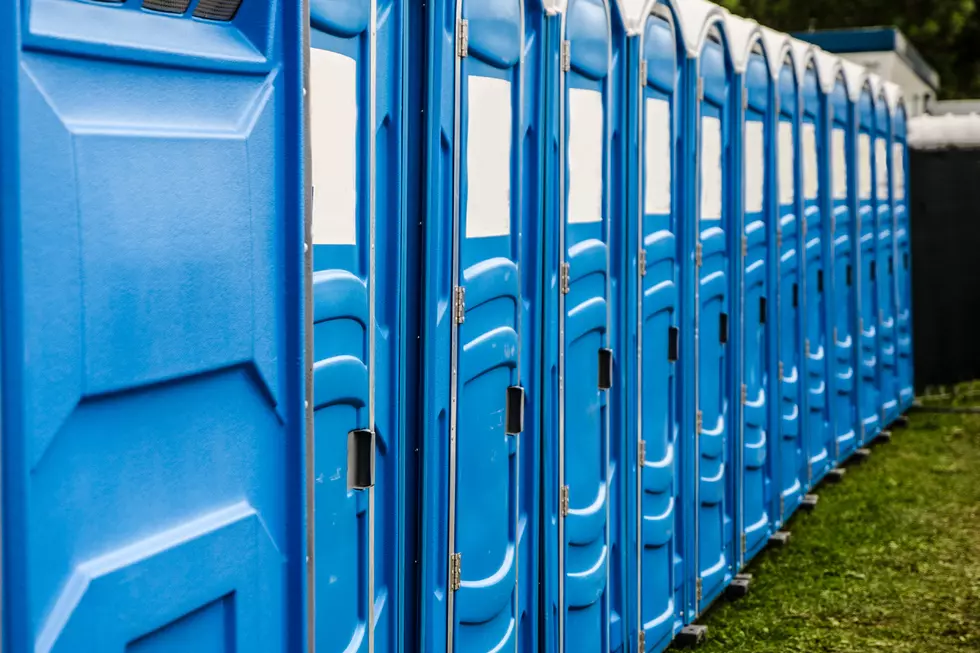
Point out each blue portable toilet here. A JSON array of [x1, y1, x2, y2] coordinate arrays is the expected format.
[[885, 82, 914, 410], [538, 0, 629, 651], [758, 35, 806, 522], [309, 2, 411, 650], [870, 75, 900, 427], [417, 0, 542, 650], [724, 12, 775, 569], [841, 60, 880, 444], [626, 1, 687, 649], [662, 0, 736, 617], [798, 44, 835, 485], [0, 2, 307, 651], [815, 49, 861, 460]]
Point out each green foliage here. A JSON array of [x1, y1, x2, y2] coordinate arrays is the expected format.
[[696, 403, 980, 651], [726, 0, 980, 99]]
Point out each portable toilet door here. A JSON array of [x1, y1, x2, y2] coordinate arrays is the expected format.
[[873, 79, 900, 427], [668, 0, 736, 614], [632, 2, 686, 649], [725, 13, 774, 569], [551, 0, 627, 649], [0, 2, 307, 651], [822, 58, 861, 461], [853, 73, 881, 443], [417, 1, 537, 650], [800, 54, 833, 486], [773, 41, 805, 524], [310, 1, 409, 649], [888, 86, 914, 410]]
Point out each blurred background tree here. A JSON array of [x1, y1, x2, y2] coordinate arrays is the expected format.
[[720, 0, 979, 99]]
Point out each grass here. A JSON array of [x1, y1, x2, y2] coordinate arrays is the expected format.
[[697, 393, 980, 652]]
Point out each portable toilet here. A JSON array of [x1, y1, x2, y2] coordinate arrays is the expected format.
[[658, 0, 736, 617], [885, 82, 914, 410], [724, 12, 775, 570], [626, 1, 688, 649], [871, 75, 900, 427], [798, 44, 835, 485], [0, 1, 308, 651], [841, 60, 881, 444], [538, 0, 629, 650], [816, 50, 861, 460], [416, 0, 542, 650]]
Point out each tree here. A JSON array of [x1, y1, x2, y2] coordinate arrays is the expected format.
[[725, 0, 979, 99]]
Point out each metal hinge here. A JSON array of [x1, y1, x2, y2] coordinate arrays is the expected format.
[[638, 439, 646, 463], [457, 19, 469, 58], [741, 532, 747, 555], [454, 286, 466, 324], [778, 361, 785, 380], [639, 60, 647, 86], [450, 553, 462, 591], [561, 40, 571, 72], [695, 242, 703, 267], [697, 77, 704, 101], [741, 383, 747, 405], [801, 219, 807, 238], [776, 229, 783, 250], [859, 317, 864, 333], [879, 308, 884, 325], [742, 235, 748, 258], [696, 410, 703, 435], [560, 485, 570, 517], [638, 249, 647, 277], [560, 262, 571, 294], [779, 493, 785, 517], [833, 327, 838, 343], [830, 215, 836, 234], [807, 461, 813, 482], [774, 95, 780, 114], [742, 87, 748, 109], [696, 578, 703, 602], [638, 631, 646, 651], [805, 338, 811, 357]]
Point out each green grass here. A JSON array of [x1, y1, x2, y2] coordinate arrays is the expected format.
[[697, 398, 980, 652]]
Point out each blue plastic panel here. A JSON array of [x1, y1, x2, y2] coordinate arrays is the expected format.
[[856, 86, 880, 442], [874, 93, 899, 426], [775, 58, 804, 523], [739, 50, 773, 565], [801, 64, 832, 484], [892, 106, 913, 409], [636, 11, 684, 652], [695, 32, 734, 611], [0, 1, 306, 651], [309, 0, 406, 649], [560, 1, 619, 649], [829, 78, 859, 459]]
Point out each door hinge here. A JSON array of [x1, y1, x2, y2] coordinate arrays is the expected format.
[[742, 87, 748, 109], [638, 249, 647, 277], [560, 485, 570, 517], [807, 461, 813, 482], [774, 95, 781, 114], [695, 242, 703, 267], [830, 215, 836, 234], [805, 338, 811, 358], [561, 40, 571, 72], [741, 383, 748, 405], [741, 532, 747, 555], [639, 60, 647, 86], [454, 286, 466, 324], [638, 630, 646, 651], [450, 552, 462, 591], [696, 578, 703, 602], [833, 327, 838, 343], [801, 219, 807, 238], [696, 410, 703, 435], [859, 317, 865, 333], [879, 308, 884, 325], [778, 361, 785, 381], [560, 261, 571, 294], [779, 493, 785, 518], [457, 19, 469, 58], [697, 77, 704, 101], [742, 235, 748, 258], [776, 229, 783, 250], [638, 439, 646, 463]]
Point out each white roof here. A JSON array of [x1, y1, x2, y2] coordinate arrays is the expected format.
[[758, 25, 790, 81], [615, 0, 649, 33], [884, 81, 904, 113], [868, 72, 884, 101], [813, 48, 841, 95], [670, 0, 727, 58], [788, 37, 813, 84], [723, 11, 761, 73], [839, 58, 866, 102], [543, 0, 565, 14], [909, 113, 980, 150]]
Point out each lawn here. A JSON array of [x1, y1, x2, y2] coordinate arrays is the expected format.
[[696, 394, 980, 652]]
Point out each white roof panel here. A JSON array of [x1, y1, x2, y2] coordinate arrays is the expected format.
[[788, 37, 813, 84], [723, 11, 761, 73], [840, 58, 866, 102], [758, 26, 790, 81], [813, 48, 841, 95], [671, 0, 727, 58]]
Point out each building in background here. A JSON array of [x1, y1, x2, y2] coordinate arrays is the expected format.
[[794, 27, 939, 117]]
